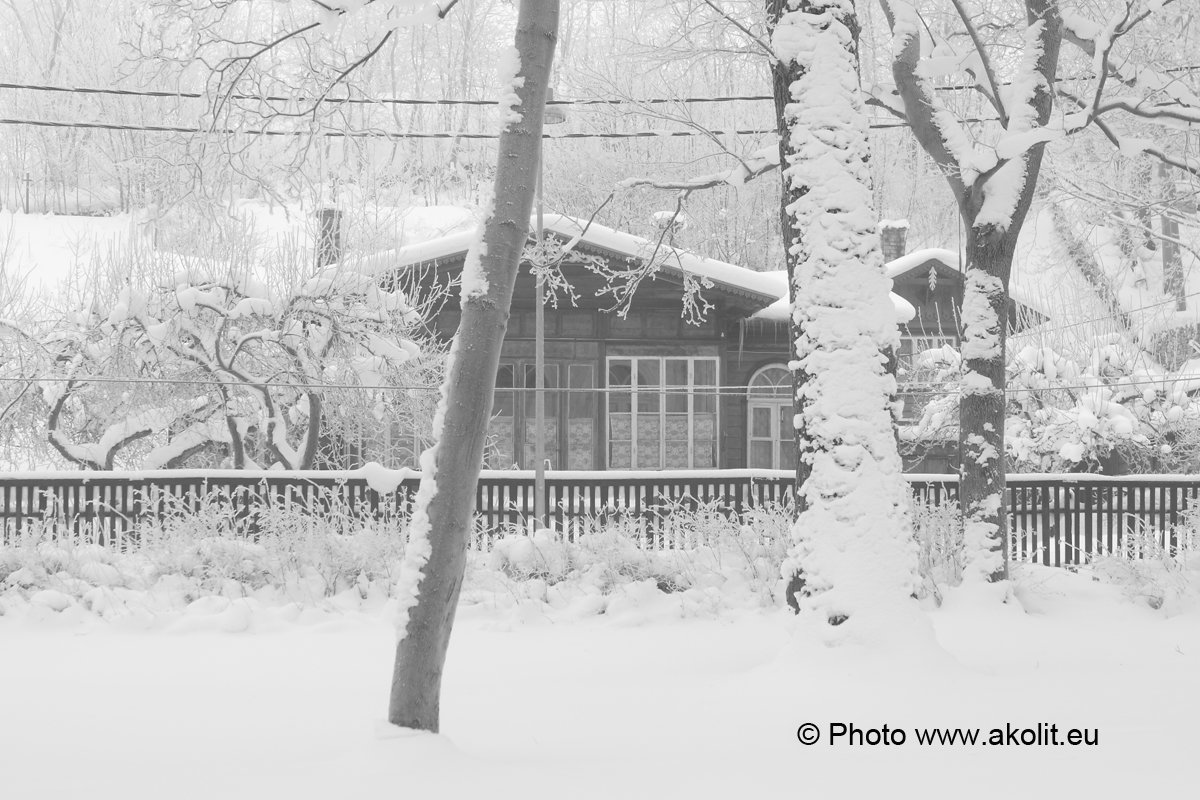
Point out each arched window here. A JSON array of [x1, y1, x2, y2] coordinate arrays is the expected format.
[[747, 365, 795, 470]]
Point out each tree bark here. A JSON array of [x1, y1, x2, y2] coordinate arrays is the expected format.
[[879, 0, 1060, 585], [388, 0, 559, 733], [958, 228, 1016, 583], [766, 0, 809, 510], [770, 0, 918, 623]]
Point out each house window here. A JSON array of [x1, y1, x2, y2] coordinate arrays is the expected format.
[[606, 356, 718, 469], [488, 361, 594, 469], [747, 364, 795, 470], [896, 335, 957, 422]]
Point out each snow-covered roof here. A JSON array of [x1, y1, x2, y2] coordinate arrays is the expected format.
[[384, 213, 915, 321], [387, 213, 784, 302], [886, 247, 1048, 318], [750, 270, 917, 324], [884, 248, 962, 280]]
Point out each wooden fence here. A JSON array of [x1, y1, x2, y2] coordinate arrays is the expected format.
[[1, 469, 1198, 565]]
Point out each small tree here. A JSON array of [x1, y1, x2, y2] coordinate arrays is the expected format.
[[388, 0, 561, 731], [39, 247, 426, 470]]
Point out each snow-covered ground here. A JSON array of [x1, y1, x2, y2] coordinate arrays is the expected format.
[[1, 564, 1196, 800]]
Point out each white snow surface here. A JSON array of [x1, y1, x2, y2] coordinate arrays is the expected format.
[[1, 565, 1198, 798]]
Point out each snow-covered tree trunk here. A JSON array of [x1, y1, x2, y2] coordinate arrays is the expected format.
[[767, 0, 808, 494], [883, 0, 1062, 584], [388, 0, 559, 732], [771, 0, 919, 627]]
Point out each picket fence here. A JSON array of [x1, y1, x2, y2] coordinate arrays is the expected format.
[[1, 469, 1198, 566]]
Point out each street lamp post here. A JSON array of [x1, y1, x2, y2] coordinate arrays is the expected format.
[[534, 90, 566, 530]]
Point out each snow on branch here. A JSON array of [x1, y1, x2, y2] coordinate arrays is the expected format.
[[616, 145, 781, 193], [880, 0, 985, 204], [1059, 0, 1200, 170]]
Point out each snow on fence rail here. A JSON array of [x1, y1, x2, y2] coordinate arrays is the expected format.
[[0, 469, 1197, 564]]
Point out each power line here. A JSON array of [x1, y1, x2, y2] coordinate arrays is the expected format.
[[3, 372, 1199, 398], [5, 67, 1199, 107], [0, 114, 984, 138], [1015, 288, 1200, 339], [0, 117, 778, 140], [0, 81, 773, 106]]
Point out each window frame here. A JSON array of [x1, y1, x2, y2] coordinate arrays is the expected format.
[[746, 363, 794, 470], [604, 355, 719, 470]]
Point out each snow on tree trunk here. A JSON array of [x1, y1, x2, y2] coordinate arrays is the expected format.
[[958, 237, 1012, 584], [883, 0, 1062, 586], [388, 0, 560, 733], [771, 0, 918, 630]]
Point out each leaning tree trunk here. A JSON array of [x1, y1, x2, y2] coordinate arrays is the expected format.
[[388, 0, 559, 733]]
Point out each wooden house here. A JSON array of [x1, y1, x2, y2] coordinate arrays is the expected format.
[[375, 216, 1044, 473]]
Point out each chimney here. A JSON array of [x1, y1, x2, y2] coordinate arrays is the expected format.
[[316, 207, 343, 268], [879, 219, 909, 264]]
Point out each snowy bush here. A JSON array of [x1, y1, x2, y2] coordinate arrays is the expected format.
[[911, 497, 963, 592], [1081, 506, 1200, 613], [0, 486, 410, 616], [904, 337, 1200, 473], [11, 484, 1197, 620]]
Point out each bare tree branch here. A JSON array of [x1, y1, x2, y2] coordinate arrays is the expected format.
[[949, 0, 1009, 126], [699, 0, 777, 60]]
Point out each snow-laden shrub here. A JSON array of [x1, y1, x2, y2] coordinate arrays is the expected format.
[[1083, 508, 1200, 612], [911, 497, 963, 592], [904, 337, 1200, 474], [0, 486, 409, 614], [476, 499, 791, 609]]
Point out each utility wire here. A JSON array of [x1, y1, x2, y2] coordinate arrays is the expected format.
[[2, 373, 1199, 398], [0, 117, 778, 139], [1012, 288, 1200, 339], [3, 67, 1198, 105], [0, 115, 987, 137], [0, 81, 774, 106]]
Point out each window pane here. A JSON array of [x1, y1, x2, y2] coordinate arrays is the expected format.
[[665, 441, 690, 469], [780, 445, 797, 471], [522, 364, 559, 470], [665, 359, 688, 412], [489, 418, 515, 469], [636, 360, 660, 412], [664, 414, 689, 441], [751, 406, 772, 437], [779, 406, 794, 437], [609, 412, 632, 442], [778, 406, 796, 471], [609, 442, 632, 469], [637, 413, 661, 468], [665, 359, 688, 384], [544, 364, 559, 419], [568, 364, 594, 418], [608, 360, 632, 413], [490, 364, 516, 468], [750, 441, 773, 469], [694, 360, 717, 414], [567, 365, 594, 469]]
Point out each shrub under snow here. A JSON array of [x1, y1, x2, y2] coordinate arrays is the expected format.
[[5, 491, 1199, 622]]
